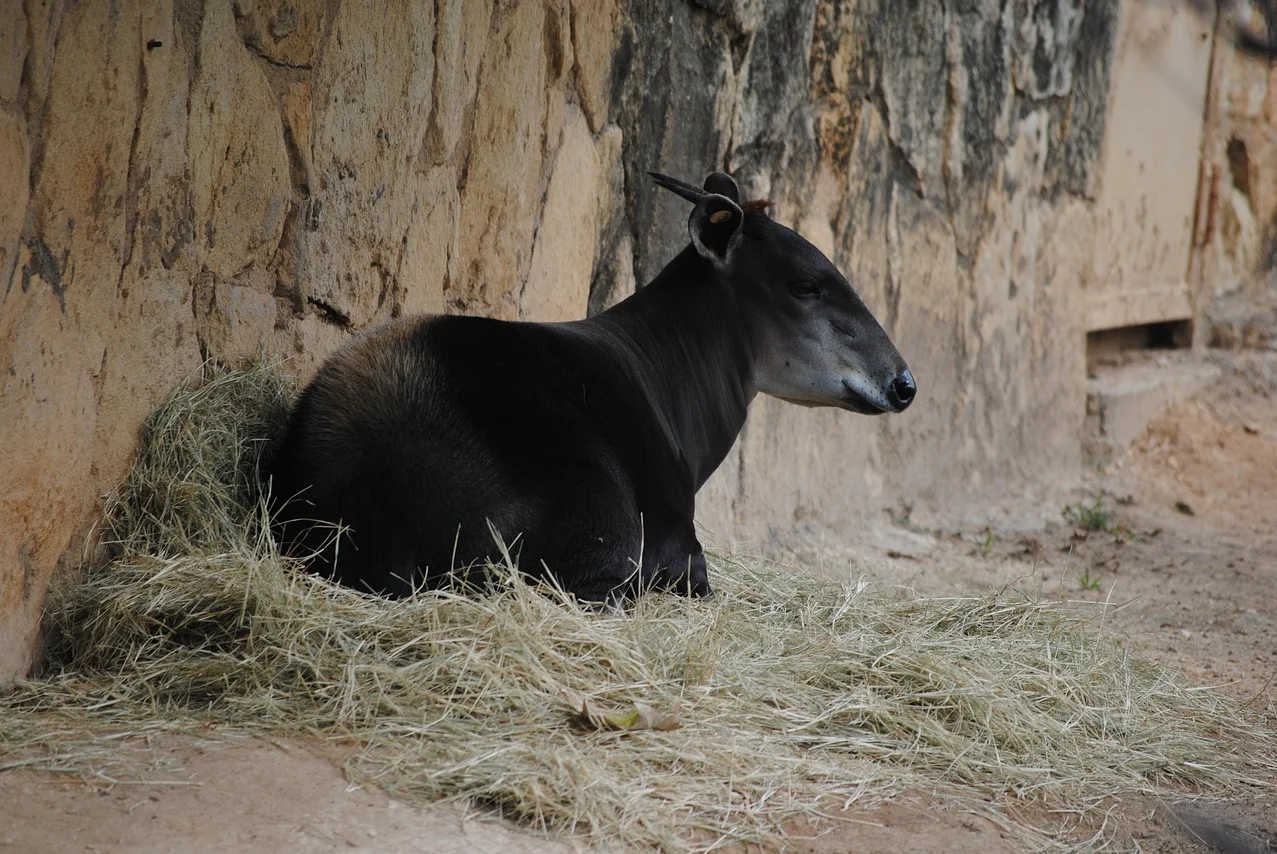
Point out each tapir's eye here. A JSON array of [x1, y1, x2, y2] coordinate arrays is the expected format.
[[788, 280, 821, 300]]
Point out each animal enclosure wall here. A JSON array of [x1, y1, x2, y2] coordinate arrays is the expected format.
[[1191, 5, 1277, 336], [0, 0, 1121, 682], [1086, 0, 1210, 333]]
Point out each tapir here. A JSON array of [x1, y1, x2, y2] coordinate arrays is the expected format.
[[268, 171, 915, 602]]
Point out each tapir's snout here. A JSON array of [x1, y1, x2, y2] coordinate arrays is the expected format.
[[886, 369, 916, 412], [840, 364, 916, 415]]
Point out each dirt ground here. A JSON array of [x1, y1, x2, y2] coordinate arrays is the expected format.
[[3, 350, 1277, 853]]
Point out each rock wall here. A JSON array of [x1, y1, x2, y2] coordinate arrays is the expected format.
[[1195, 13, 1277, 303], [0, 0, 1118, 681], [1165, 5, 1277, 348]]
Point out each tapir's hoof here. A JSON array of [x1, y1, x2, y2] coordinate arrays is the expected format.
[[678, 552, 712, 598]]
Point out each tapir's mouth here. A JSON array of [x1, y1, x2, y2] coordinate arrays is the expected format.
[[773, 382, 894, 414], [839, 381, 890, 415]]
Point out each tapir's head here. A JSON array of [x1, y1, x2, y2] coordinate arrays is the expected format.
[[651, 170, 916, 415]]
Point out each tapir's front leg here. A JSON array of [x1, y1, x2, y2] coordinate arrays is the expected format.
[[640, 506, 711, 598]]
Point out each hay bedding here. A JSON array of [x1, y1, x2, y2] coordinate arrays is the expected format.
[[2, 365, 1273, 852]]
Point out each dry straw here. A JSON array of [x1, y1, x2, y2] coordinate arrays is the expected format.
[[2, 364, 1273, 852]]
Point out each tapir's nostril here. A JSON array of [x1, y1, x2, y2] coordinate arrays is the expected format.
[[889, 371, 916, 410]]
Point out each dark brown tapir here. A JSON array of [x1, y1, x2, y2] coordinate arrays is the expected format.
[[268, 171, 915, 603]]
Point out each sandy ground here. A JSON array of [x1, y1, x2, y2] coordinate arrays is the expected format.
[[3, 350, 1277, 853]]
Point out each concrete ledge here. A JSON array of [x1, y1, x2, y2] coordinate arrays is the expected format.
[[1085, 352, 1223, 464]]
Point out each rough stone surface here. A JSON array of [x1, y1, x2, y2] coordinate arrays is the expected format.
[[421, 0, 490, 169], [570, 0, 619, 132], [233, 0, 326, 68], [728, 0, 820, 191], [945, 0, 1013, 258], [1085, 354, 1223, 463], [0, 1, 26, 104], [450, 1, 548, 318], [1196, 7, 1277, 306], [877, 0, 950, 195], [299, 0, 437, 327], [522, 105, 602, 322], [190, 0, 291, 282], [1014, 0, 1083, 100], [1042, 0, 1117, 199], [0, 0, 1129, 682], [612, 0, 737, 286], [200, 279, 280, 363], [0, 109, 28, 292], [2, 0, 144, 682]]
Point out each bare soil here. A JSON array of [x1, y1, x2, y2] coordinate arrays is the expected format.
[[4, 351, 1277, 853]]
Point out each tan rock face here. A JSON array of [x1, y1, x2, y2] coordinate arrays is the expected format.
[[23, 0, 61, 109], [234, 0, 326, 68], [189, 0, 291, 282], [93, 270, 204, 489], [300, 0, 436, 327], [451, 1, 549, 318], [0, 0, 1124, 682], [0, 317, 97, 680], [421, 0, 491, 168], [0, 2, 26, 102], [200, 280, 279, 364], [132, 2, 197, 279], [522, 105, 601, 322], [570, 0, 618, 132], [0, 109, 28, 290], [2, 0, 144, 681], [396, 169, 457, 319]]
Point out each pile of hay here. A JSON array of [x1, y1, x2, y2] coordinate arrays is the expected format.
[[2, 365, 1273, 852]]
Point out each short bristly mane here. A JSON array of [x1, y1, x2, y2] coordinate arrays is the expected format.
[[742, 198, 773, 214]]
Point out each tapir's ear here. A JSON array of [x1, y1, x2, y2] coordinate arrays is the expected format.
[[688, 193, 744, 264], [702, 171, 740, 203]]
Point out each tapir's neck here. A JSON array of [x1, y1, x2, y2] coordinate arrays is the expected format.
[[586, 247, 756, 491]]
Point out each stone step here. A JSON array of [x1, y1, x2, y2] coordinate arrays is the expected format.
[[1085, 352, 1223, 465]]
